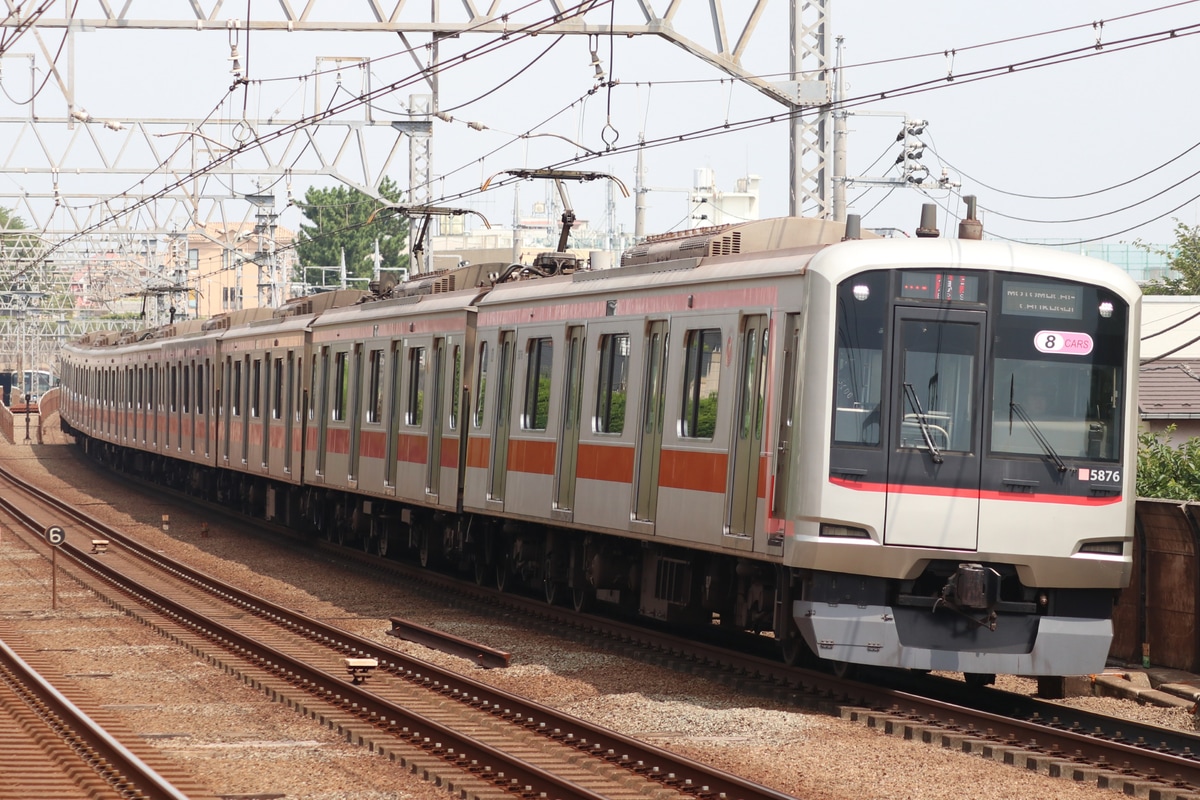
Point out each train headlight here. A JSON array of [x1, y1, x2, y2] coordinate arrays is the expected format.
[[1079, 540, 1124, 555], [1098, 301, 1114, 318], [852, 284, 870, 302], [819, 523, 870, 539]]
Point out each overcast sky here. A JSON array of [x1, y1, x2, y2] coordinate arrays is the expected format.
[[9, 1, 1200, 247]]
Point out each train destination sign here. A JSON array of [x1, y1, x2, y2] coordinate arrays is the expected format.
[[1002, 281, 1082, 319]]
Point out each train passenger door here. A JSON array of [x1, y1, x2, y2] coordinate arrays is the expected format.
[[771, 315, 801, 520], [884, 307, 985, 550], [426, 337, 446, 501], [555, 326, 585, 515], [726, 315, 768, 541], [488, 331, 516, 505], [634, 320, 668, 525]]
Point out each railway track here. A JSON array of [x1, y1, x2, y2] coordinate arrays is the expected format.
[[0, 462, 797, 800], [67, 458, 1200, 799], [0, 619, 202, 800]]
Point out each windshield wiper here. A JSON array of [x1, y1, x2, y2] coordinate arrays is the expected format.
[[1009, 401, 1067, 472], [902, 382, 944, 463]]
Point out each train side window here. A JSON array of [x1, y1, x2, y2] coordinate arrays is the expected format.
[[474, 341, 489, 428], [366, 348, 384, 424], [523, 337, 554, 431], [681, 328, 722, 439], [596, 333, 630, 434], [406, 346, 426, 426], [332, 351, 348, 422]]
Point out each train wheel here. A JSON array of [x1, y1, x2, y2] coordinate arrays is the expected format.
[[473, 557, 488, 586], [572, 584, 594, 613], [830, 660, 856, 680], [496, 553, 513, 592], [780, 636, 805, 667], [376, 531, 389, 558], [418, 530, 431, 568]]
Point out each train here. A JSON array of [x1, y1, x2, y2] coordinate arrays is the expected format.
[[58, 204, 1140, 682]]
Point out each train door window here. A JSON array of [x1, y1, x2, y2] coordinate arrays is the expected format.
[[450, 344, 462, 430], [366, 348, 384, 424], [232, 359, 242, 417], [251, 358, 262, 418], [406, 346, 426, 426], [595, 333, 630, 434], [832, 272, 887, 447], [170, 365, 178, 414], [681, 328, 722, 439], [182, 365, 191, 413], [332, 351, 348, 422], [272, 357, 283, 420], [473, 340, 489, 428], [523, 337, 553, 431], [197, 362, 206, 415]]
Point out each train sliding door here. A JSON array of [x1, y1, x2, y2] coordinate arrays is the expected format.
[[726, 314, 768, 542], [633, 320, 668, 525], [884, 307, 985, 550]]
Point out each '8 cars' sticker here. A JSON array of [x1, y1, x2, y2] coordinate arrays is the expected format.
[[1035, 330, 1093, 355]]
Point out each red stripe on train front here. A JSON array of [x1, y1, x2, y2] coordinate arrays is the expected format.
[[828, 476, 1121, 505]]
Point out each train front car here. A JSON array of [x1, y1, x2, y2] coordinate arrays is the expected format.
[[793, 237, 1139, 680]]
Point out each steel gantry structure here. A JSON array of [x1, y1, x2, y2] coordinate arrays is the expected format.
[[0, 0, 831, 381]]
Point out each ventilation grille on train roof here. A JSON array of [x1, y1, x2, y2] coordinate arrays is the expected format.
[[620, 217, 866, 267]]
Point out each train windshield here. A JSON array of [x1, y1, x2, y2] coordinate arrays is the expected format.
[[989, 278, 1127, 462]]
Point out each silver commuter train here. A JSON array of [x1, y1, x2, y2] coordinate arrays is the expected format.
[[59, 212, 1139, 680]]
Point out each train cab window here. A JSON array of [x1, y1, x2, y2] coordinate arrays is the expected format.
[[366, 348, 384, 424], [332, 351, 348, 422], [681, 329, 722, 439], [832, 273, 887, 446], [990, 280, 1127, 461], [523, 337, 553, 431], [406, 347, 426, 426], [474, 341, 489, 428], [596, 333, 630, 434]]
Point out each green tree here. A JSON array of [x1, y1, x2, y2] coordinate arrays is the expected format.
[[295, 177, 408, 288], [1136, 220, 1200, 295], [1137, 426, 1200, 499]]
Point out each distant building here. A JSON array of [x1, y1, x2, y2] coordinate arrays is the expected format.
[[1139, 296, 1200, 438], [182, 222, 297, 319]]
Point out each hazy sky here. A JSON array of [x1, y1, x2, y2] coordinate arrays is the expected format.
[[7, 1, 1200, 247]]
